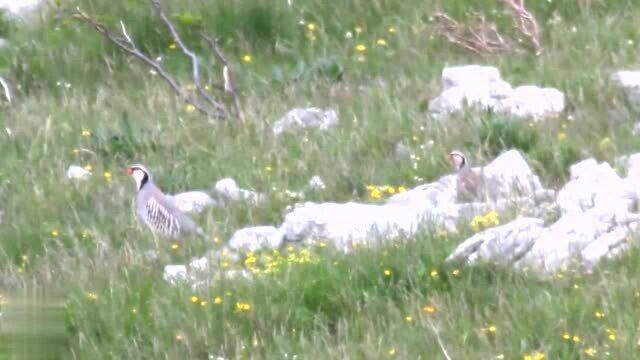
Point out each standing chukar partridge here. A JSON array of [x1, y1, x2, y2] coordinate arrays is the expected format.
[[126, 164, 204, 239], [447, 150, 488, 202]]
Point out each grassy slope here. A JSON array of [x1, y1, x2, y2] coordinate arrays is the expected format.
[[1, 0, 640, 358]]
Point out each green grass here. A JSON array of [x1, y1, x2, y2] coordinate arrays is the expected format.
[[2, 0, 640, 358]]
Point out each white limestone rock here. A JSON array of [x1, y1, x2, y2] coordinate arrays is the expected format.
[[428, 80, 513, 115], [446, 217, 545, 265], [556, 159, 636, 215], [499, 85, 565, 119], [214, 178, 264, 204], [520, 206, 640, 273], [170, 191, 217, 213], [441, 65, 502, 90], [163, 265, 188, 284], [429, 65, 565, 119], [272, 107, 338, 135], [228, 226, 285, 251], [0, 0, 43, 17], [278, 150, 549, 251], [308, 175, 326, 190], [612, 70, 640, 105], [66, 165, 91, 180]]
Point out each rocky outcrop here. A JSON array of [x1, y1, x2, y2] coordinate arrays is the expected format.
[[428, 65, 565, 120]]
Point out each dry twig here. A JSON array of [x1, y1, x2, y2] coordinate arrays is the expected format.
[[501, 0, 541, 52], [71, 0, 243, 120], [0, 76, 11, 104], [431, 0, 541, 55], [432, 12, 512, 55]]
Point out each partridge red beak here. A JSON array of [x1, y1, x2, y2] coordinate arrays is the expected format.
[[125, 167, 133, 175]]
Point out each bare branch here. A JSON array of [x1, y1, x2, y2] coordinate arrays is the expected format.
[[71, 5, 228, 119], [431, 1, 541, 56], [148, 0, 229, 118], [202, 34, 245, 122], [501, 0, 541, 52], [428, 321, 452, 360], [432, 12, 513, 55], [0, 76, 11, 104]]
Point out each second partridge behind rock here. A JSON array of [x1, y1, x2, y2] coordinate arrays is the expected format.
[[448, 150, 487, 202]]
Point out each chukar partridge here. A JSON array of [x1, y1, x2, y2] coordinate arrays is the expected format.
[[447, 150, 487, 202], [126, 164, 204, 239]]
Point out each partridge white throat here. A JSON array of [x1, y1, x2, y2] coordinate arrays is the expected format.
[[126, 164, 204, 239]]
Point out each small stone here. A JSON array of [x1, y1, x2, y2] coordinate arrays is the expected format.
[[163, 265, 187, 284], [228, 226, 284, 251], [272, 107, 338, 135], [170, 191, 216, 213], [66, 165, 91, 180], [308, 176, 326, 190]]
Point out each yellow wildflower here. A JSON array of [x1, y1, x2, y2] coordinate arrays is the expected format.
[[242, 54, 252, 63], [51, 229, 59, 237], [430, 269, 438, 277], [73, 148, 80, 154], [355, 44, 367, 52], [562, 333, 571, 340], [482, 325, 497, 333], [572, 335, 580, 343], [584, 347, 597, 357], [398, 186, 407, 192], [307, 23, 316, 31], [103, 171, 112, 181], [168, 43, 177, 49], [609, 333, 616, 341], [452, 269, 460, 276], [387, 187, 396, 194], [370, 188, 382, 199], [190, 295, 199, 303], [81, 230, 90, 238], [214, 296, 222, 305], [354, 26, 363, 34], [523, 353, 545, 360], [388, 348, 396, 356], [388, 26, 396, 33], [595, 311, 605, 318], [405, 315, 412, 322], [83, 164, 92, 171], [376, 38, 387, 46], [557, 132, 567, 141], [81, 129, 91, 137], [423, 305, 436, 313], [87, 292, 98, 300], [131, 308, 138, 314], [264, 166, 272, 172], [200, 301, 207, 307], [235, 301, 251, 312], [171, 243, 179, 250], [185, 104, 196, 112]]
